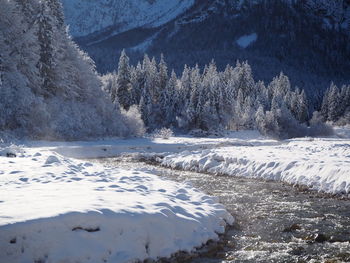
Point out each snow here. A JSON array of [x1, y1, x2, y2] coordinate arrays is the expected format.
[[2, 128, 350, 262], [236, 33, 258, 48], [62, 0, 195, 38], [130, 32, 159, 52], [161, 133, 350, 195], [0, 143, 233, 262]]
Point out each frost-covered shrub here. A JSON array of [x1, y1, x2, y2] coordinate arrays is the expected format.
[[308, 111, 334, 137], [256, 106, 308, 139], [152, 128, 174, 139], [120, 105, 145, 137], [257, 109, 334, 139]]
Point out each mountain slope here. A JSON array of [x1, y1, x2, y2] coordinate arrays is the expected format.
[[62, 0, 350, 96], [62, 0, 195, 38]]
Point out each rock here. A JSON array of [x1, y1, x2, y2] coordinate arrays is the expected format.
[[283, 223, 302, 232], [290, 246, 305, 256], [6, 152, 16, 158], [329, 235, 350, 243], [314, 233, 328, 243], [45, 155, 61, 165]]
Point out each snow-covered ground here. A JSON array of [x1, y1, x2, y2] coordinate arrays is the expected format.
[[161, 129, 350, 196], [0, 144, 233, 263], [1, 128, 350, 262]]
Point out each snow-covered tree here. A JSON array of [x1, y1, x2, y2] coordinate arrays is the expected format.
[[0, 0, 144, 139], [326, 83, 341, 122], [116, 50, 132, 109], [130, 62, 144, 105], [158, 54, 168, 92], [47, 0, 65, 29], [37, 1, 57, 97]]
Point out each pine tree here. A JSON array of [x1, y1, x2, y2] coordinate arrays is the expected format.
[[163, 71, 177, 127], [321, 87, 330, 121], [130, 62, 144, 105], [158, 54, 168, 92], [180, 65, 191, 104], [47, 0, 65, 29], [185, 65, 202, 129], [233, 61, 255, 99], [139, 84, 152, 128], [327, 83, 341, 122], [116, 50, 132, 110], [297, 90, 309, 123], [37, 1, 57, 97], [269, 72, 291, 97]]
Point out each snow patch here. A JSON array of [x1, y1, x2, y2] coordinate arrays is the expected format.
[[236, 33, 258, 48]]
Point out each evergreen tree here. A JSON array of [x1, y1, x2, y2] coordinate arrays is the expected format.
[[185, 65, 202, 129], [116, 50, 132, 110], [37, 1, 56, 97], [269, 72, 291, 97], [297, 90, 309, 123], [321, 87, 330, 121], [233, 61, 255, 99], [47, 0, 65, 29], [130, 62, 144, 105], [180, 65, 191, 104], [139, 84, 152, 128], [158, 54, 168, 92], [327, 83, 341, 122], [163, 71, 177, 127]]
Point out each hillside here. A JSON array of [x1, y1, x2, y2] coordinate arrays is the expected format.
[[62, 0, 350, 96]]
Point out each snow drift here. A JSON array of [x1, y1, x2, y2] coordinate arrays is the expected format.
[[161, 136, 350, 195], [0, 145, 233, 262]]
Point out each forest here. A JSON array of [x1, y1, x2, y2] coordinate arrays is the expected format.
[[103, 49, 348, 139], [1, 0, 349, 140]]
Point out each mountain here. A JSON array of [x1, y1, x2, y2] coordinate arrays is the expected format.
[[62, 0, 350, 96], [62, 0, 195, 38]]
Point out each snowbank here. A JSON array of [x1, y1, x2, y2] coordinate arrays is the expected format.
[[0, 145, 233, 263], [162, 137, 350, 195]]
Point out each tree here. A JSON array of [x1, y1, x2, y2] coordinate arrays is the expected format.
[[158, 54, 168, 92], [297, 90, 309, 123], [139, 84, 152, 129], [269, 72, 291, 97], [116, 50, 132, 109], [37, 1, 57, 97], [130, 63, 144, 105], [162, 71, 177, 127], [327, 83, 341, 122], [47, 0, 65, 29], [233, 61, 255, 99]]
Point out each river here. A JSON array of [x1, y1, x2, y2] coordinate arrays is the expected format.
[[97, 156, 350, 263]]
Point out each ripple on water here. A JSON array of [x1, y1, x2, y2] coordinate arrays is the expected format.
[[98, 157, 350, 263]]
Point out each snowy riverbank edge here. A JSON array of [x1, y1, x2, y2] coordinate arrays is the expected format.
[[0, 144, 233, 263], [160, 135, 350, 196]]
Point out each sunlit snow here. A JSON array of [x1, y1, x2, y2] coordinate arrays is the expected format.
[[0, 144, 233, 263]]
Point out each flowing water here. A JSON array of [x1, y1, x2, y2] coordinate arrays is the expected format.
[[98, 156, 350, 263]]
